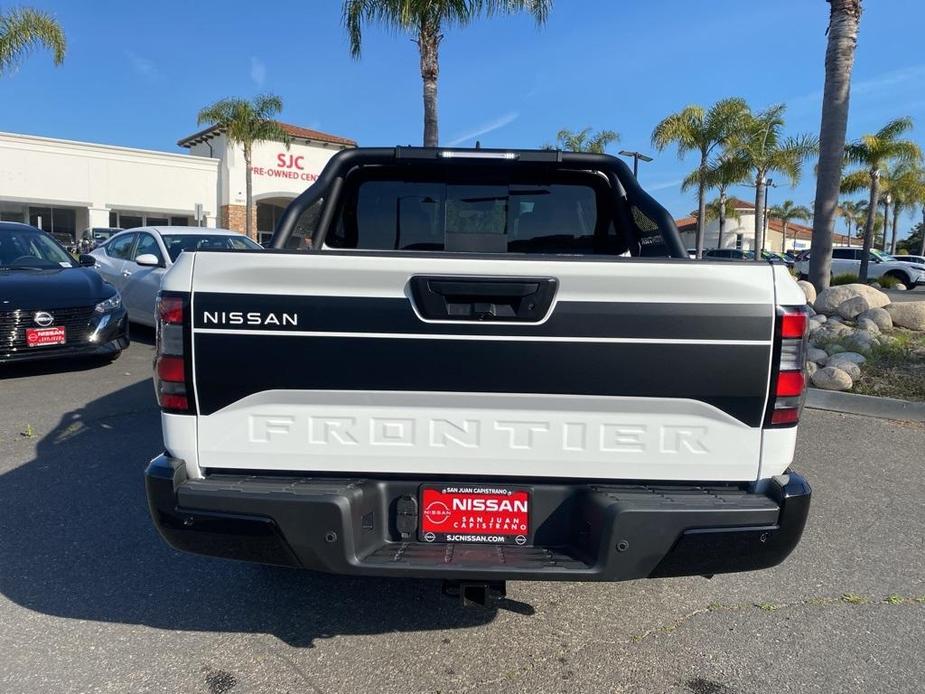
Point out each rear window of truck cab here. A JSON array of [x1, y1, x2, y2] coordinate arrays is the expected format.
[[327, 168, 630, 255]]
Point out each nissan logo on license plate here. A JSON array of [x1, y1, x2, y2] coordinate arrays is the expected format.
[[33, 311, 54, 327]]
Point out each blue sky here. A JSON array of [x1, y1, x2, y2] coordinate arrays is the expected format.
[[3, 0, 924, 239]]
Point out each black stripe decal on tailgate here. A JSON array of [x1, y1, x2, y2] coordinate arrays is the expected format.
[[192, 293, 772, 341], [193, 334, 769, 426]]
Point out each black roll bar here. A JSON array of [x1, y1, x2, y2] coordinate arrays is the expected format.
[[270, 147, 687, 259]]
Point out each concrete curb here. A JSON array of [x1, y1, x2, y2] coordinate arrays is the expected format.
[[805, 388, 925, 422]]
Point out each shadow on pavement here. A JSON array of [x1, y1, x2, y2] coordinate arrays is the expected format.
[[0, 376, 497, 647]]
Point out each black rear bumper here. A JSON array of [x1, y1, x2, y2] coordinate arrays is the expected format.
[[145, 456, 811, 581]]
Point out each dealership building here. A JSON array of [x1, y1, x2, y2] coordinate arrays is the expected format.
[[0, 122, 356, 245]]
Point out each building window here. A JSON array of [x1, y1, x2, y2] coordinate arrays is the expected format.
[[170, 216, 189, 226], [146, 216, 169, 227], [735, 233, 743, 250], [29, 206, 76, 241], [118, 214, 143, 229], [257, 202, 287, 233]]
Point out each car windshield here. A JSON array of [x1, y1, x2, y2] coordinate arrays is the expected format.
[[871, 249, 897, 262], [161, 234, 262, 262], [0, 228, 74, 269]]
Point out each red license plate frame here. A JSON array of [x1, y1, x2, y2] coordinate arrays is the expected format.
[[419, 485, 531, 545], [25, 326, 66, 347]]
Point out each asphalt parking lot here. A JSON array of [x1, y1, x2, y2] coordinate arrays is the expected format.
[[1, 329, 923, 694]]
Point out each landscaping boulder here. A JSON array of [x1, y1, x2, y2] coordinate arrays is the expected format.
[[835, 361, 862, 380], [823, 343, 848, 355], [856, 317, 881, 335], [836, 295, 872, 320], [826, 351, 866, 366], [843, 330, 877, 354], [857, 307, 892, 331], [797, 280, 816, 305], [814, 283, 891, 315], [896, 284, 907, 291], [805, 304, 816, 317], [805, 361, 818, 379], [885, 301, 925, 331], [811, 366, 853, 391], [806, 346, 829, 364]]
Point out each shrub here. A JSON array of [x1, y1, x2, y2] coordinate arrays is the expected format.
[[831, 273, 859, 285], [876, 274, 901, 289]]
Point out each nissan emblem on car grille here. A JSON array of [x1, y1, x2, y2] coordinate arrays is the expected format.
[[33, 311, 54, 327]]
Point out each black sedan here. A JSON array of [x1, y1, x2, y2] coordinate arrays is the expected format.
[[0, 222, 128, 364]]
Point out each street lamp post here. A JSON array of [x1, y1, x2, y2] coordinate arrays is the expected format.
[[618, 150, 653, 178]]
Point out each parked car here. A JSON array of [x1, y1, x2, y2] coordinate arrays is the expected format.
[[896, 254, 925, 266], [0, 222, 128, 364], [794, 247, 925, 287], [703, 248, 751, 260], [80, 227, 123, 251], [89, 226, 262, 326], [145, 147, 811, 605], [704, 248, 794, 268]]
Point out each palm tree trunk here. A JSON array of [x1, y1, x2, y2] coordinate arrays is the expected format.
[[754, 176, 766, 261], [695, 164, 707, 259], [418, 18, 440, 147], [244, 142, 254, 241], [859, 171, 880, 282], [881, 200, 889, 251], [890, 204, 899, 254], [809, 0, 861, 291], [920, 207, 925, 256], [846, 218, 851, 247], [718, 190, 727, 249], [782, 221, 788, 253]]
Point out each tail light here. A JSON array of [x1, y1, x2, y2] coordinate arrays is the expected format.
[[155, 292, 194, 414], [765, 306, 809, 427]]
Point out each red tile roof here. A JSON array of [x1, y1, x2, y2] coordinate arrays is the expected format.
[[178, 120, 356, 148]]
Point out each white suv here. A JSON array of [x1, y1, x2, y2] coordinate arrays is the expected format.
[[796, 247, 925, 287]]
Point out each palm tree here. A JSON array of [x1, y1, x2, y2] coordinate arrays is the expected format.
[[730, 104, 817, 260], [197, 94, 291, 241], [690, 154, 749, 249], [809, 0, 862, 291], [837, 199, 865, 247], [693, 197, 742, 225], [343, 0, 552, 147], [768, 200, 812, 252], [0, 6, 66, 76], [651, 98, 749, 259], [884, 162, 925, 254], [841, 117, 921, 281], [545, 127, 619, 153]]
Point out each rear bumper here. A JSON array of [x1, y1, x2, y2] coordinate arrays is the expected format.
[[145, 457, 811, 582]]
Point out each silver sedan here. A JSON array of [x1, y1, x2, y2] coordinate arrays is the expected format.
[[88, 226, 262, 326]]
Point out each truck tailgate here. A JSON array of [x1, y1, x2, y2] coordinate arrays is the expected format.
[[186, 251, 776, 481]]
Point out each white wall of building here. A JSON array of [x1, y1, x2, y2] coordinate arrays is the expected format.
[[0, 132, 220, 234]]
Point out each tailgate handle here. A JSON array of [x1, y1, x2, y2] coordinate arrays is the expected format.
[[409, 276, 558, 322]]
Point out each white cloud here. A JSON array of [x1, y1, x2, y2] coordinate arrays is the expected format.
[[125, 51, 158, 80], [250, 57, 266, 86], [447, 112, 520, 146], [646, 178, 684, 192], [789, 63, 925, 110]]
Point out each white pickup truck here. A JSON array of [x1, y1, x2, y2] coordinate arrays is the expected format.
[[145, 148, 811, 604]]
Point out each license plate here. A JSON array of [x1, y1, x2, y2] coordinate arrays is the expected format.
[[419, 485, 530, 545], [26, 326, 66, 347]]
